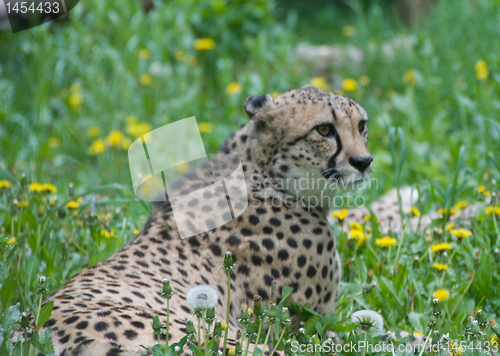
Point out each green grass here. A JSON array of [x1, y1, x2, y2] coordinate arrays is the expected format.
[[1, 0, 500, 354]]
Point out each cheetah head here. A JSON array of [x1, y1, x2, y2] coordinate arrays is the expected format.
[[244, 85, 372, 200]]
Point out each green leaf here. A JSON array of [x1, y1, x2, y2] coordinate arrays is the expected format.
[[379, 276, 403, 307], [408, 312, 426, 332], [367, 208, 381, 240], [0, 274, 16, 311], [2, 303, 21, 329], [303, 315, 321, 337], [36, 301, 54, 330], [188, 341, 204, 356], [315, 321, 323, 336], [280, 285, 294, 303], [394, 264, 408, 290], [354, 257, 367, 282]]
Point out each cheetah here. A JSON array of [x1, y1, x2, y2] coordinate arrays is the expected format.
[[19, 85, 410, 356]]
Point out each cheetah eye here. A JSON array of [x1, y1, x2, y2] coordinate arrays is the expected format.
[[358, 121, 366, 133], [316, 124, 332, 137]]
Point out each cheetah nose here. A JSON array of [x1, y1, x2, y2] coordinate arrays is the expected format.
[[349, 156, 373, 172]]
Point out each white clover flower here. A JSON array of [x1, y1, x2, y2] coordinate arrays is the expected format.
[[351, 310, 384, 331], [186, 285, 218, 310]]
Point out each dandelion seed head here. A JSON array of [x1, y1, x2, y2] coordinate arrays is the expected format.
[[351, 310, 384, 331], [186, 285, 218, 310]]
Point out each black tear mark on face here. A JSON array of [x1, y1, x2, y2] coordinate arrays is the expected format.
[[327, 111, 343, 170], [331, 108, 338, 121]]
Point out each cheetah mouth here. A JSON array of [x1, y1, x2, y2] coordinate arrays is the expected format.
[[321, 169, 370, 189]]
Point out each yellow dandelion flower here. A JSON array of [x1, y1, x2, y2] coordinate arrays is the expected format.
[[454, 200, 468, 210], [341, 78, 357, 92], [87, 126, 100, 137], [106, 130, 125, 147], [66, 197, 82, 209], [89, 138, 106, 155], [478, 185, 491, 196], [29, 182, 43, 192], [133, 229, 140, 235], [359, 75, 370, 86], [375, 236, 397, 247], [348, 229, 365, 240], [48, 137, 61, 148], [485, 205, 500, 216], [492, 334, 499, 345], [310, 77, 330, 91], [100, 229, 114, 239], [226, 82, 243, 96], [450, 228, 472, 239], [29, 183, 57, 193], [16, 200, 29, 208], [68, 92, 83, 108], [332, 209, 348, 221], [430, 242, 453, 253], [357, 233, 370, 247], [175, 51, 185, 61], [193, 38, 215, 51], [174, 161, 190, 173], [409, 207, 421, 218], [247, 308, 253, 315], [402, 69, 419, 86], [221, 323, 228, 330], [349, 222, 362, 230], [342, 25, 356, 37], [65, 201, 79, 209], [445, 223, 455, 231], [475, 60, 489, 80], [227, 348, 235, 356], [138, 48, 151, 60], [188, 56, 198, 66], [433, 263, 449, 271], [41, 184, 57, 193], [139, 73, 152, 86], [271, 92, 280, 98], [8, 237, 16, 245], [127, 122, 151, 137], [449, 341, 463, 355], [437, 208, 456, 216], [199, 122, 213, 134], [433, 289, 449, 301], [0, 180, 12, 189]]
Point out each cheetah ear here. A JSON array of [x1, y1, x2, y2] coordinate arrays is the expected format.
[[300, 84, 325, 92], [244, 94, 276, 119]]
